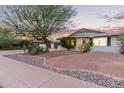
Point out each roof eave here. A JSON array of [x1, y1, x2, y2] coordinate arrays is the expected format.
[[74, 34, 118, 38]]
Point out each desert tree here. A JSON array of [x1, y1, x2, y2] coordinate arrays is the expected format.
[[1, 5, 76, 51]]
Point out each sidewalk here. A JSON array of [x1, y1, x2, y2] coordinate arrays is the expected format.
[[0, 51, 101, 88], [0, 50, 23, 56]]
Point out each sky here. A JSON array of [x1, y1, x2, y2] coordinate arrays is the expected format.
[[1, 5, 124, 33], [71, 5, 124, 31]]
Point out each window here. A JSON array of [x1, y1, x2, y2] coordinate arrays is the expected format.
[[93, 37, 107, 46], [107, 37, 111, 46], [82, 38, 90, 43]]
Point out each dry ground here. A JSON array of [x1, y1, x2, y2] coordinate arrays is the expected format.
[[41, 50, 80, 58], [42, 50, 124, 78]]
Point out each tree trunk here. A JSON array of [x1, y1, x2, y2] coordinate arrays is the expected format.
[[45, 42, 49, 52], [44, 39, 50, 52]]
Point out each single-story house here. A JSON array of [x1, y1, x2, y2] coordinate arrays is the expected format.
[[49, 28, 122, 53]]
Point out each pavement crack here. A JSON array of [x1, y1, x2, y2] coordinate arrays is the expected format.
[[38, 74, 59, 88], [0, 65, 30, 88]]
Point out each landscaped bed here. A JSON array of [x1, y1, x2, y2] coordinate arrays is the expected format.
[[4, 51, 124, 88]]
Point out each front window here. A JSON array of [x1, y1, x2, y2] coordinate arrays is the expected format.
[[93, 37, 107, 46]]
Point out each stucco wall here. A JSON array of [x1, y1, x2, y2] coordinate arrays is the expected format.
[[75, 38, 82, 50], [51, 36, 121, 53], [57, 45, 66, 50], [91, 46, 120, 53], [50, 44, 66, 51], [75, 38, 90, 50], [111, 36, 120, 47], [91, 36, 121, 53], [75, 36, 121, 53]]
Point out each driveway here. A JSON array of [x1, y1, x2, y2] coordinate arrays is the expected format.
[[46, 52, 124, 79]]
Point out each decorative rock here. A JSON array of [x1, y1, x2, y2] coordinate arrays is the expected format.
[[4, 54, 124, 88]]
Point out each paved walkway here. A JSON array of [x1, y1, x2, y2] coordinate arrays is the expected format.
[[0, 50, 24, 56], [0, 50, 100, 88]]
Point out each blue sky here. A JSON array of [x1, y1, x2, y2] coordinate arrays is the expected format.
[[71, 5, 124, 29]]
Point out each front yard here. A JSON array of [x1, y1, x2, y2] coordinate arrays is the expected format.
[[4, 50, 124, 88], [46, 51, 124, 78]]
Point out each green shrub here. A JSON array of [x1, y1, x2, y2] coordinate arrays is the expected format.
[[21, 40, 44, 55], [12, 40, 22, 49], [0, 28, 25, 50], [119, 41, 124, 54], [118, 33, 124, 41], [20, 40, 32, 48], [0, 28, 21, 50], [27, 43, 44, 55], [60, 37, 76, 50], [80, 40, 92, 53], [118, 33, 124, 54]]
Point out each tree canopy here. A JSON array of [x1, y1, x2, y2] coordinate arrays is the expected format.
[[2, 5, 76, 50]]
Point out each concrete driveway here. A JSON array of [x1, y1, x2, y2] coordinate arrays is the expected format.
[[0, 50, 100, 88]]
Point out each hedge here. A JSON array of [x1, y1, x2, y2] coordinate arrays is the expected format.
[[60, 37, 76, 50]]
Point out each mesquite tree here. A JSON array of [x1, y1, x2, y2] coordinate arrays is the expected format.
[[2, 5, 76, 51]]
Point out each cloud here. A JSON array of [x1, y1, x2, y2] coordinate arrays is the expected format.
[[113, 11, 124, 20], [100, 26, 124, 34], [100, 26, 111, 28], [96, 12, 113, 22], [97, 11, 124, 22]]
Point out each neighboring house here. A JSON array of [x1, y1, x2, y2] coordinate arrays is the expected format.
[[50, 28, 122, 53]]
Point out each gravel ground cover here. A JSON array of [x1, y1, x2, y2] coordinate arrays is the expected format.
[[4, 54, 124, 88]]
